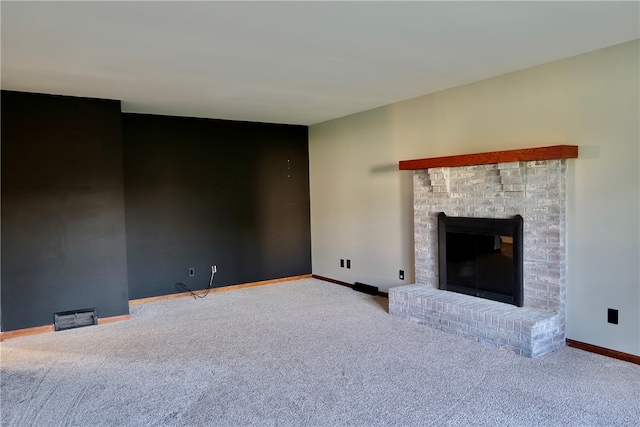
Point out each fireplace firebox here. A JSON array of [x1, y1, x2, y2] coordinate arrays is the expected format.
[[438, 212, 523, 307]]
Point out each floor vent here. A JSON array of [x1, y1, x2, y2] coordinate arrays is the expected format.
[[54, 308, 97, 331], [353, 282, 379, 295]]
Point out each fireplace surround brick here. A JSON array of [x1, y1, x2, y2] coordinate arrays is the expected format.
[[390, 159, 568, 357], [389, 285, 562, 357]]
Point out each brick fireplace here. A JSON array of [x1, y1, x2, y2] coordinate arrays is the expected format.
[[389, 146, 578, 357]]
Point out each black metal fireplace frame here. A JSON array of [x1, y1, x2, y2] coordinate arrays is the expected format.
[[438, 212, 524, 307]]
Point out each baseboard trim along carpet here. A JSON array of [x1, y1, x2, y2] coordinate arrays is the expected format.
[[0, 275, 312, 341], [0, 324, 55, 341], [129, 274, 313, 306], [1, 314, 131, 342], [312, 274, 389, 298], [566, 339, 640, 365]]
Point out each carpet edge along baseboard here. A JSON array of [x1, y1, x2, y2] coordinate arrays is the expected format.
[[311, 274, 389, 298], [566, 339, 640, 365], [0, 274, 312, 341], [128, 274, 312, 305], [0, 314, 133, 341]]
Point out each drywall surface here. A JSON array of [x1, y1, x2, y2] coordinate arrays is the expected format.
[[1, 91, 130, 331], [309, 40, 640, 356], [123, 114, 311, 299]]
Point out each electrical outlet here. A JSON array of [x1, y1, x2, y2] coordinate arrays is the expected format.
[[346, 259, 351, 269], [189, 268, 195, 277], [340, 259, 344, 268], [399, 270, 405, 280], [608, 308, 618, 324]]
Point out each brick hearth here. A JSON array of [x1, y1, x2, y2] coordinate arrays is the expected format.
[[390, 158, 569, 357]]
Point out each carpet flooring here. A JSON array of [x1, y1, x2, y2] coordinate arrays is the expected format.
[[1, 278, 639, 426]]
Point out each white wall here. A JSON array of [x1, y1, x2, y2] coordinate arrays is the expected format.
[[309, 40, 640, 356]]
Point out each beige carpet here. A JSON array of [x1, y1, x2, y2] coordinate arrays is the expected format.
[[1, 278, 639, 426]]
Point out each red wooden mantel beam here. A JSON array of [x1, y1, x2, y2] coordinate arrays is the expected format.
[[399, 145, 578, 170]]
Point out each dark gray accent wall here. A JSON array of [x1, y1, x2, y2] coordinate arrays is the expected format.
[[1, 91, 129, 331], [123, 114, 311, 299]]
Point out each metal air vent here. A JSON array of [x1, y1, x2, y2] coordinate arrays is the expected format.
[[54, 308, 97, 331]]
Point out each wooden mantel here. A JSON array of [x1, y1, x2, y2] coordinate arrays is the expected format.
[[399, 145, 578, 170]]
